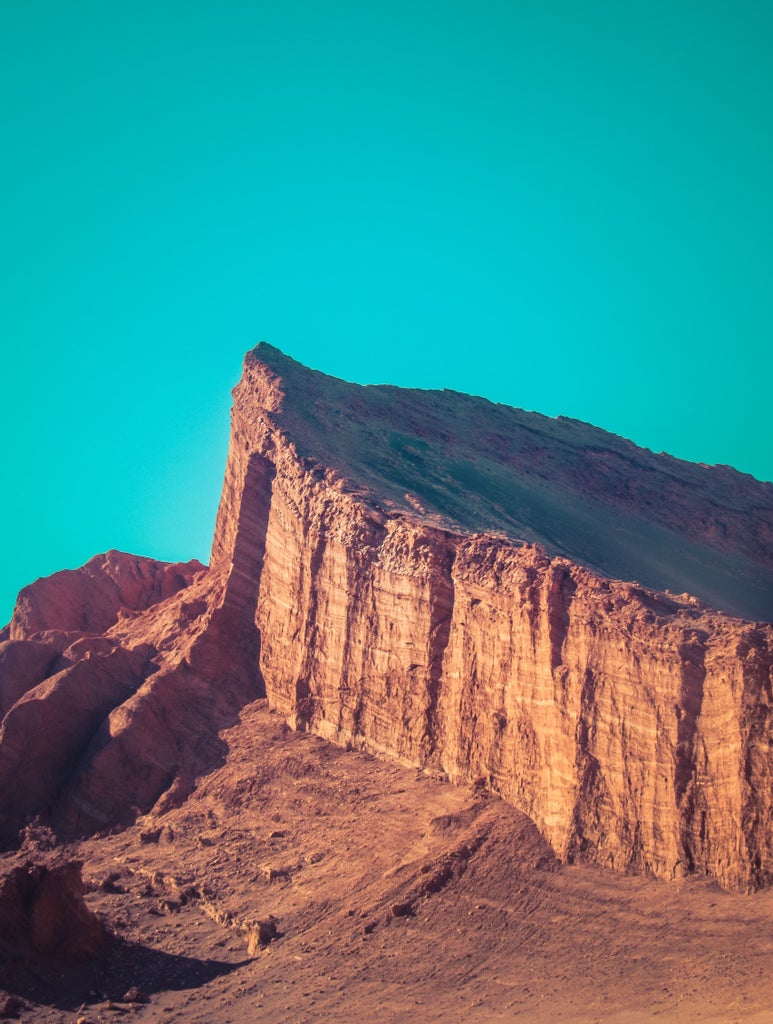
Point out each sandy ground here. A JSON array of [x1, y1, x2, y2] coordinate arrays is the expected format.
[[3, 699, 773, 1024]]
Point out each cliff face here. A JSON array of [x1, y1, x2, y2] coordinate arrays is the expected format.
[[209, 346, 773, 891], [2, 345, 772, 892]]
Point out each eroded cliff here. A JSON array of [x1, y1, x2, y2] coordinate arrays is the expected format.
[[210, 346, 773, 891], [1, 345, 772, 893]]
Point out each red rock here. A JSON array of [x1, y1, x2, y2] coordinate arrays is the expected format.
[[0, 640, 59, 717], [118, 986, 149, 1003], [0, 643, 155, 843], [0, 859, 111, 964], [1, 345, 772, 894], [7, 551, 205, 641], [209, 346, 773, 891]]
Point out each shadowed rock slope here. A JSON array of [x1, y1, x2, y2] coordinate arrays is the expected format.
[[0, 552, 264, 845], [1, 345, 772, 894]]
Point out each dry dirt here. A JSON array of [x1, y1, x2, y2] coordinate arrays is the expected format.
[[2, 700, 772, 1024]]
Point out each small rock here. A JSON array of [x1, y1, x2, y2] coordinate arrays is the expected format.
[[101, 873, 125, 894], [262, 866, 290, 883], [245, 917, 279, 955], [390, 901, 414, 918], [119, 986, 149, 1004], [139, 827, 162, 845], [18, 820, 57, 852]]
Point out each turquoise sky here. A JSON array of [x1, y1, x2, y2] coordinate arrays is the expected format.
[[2, 1, 772, 625]]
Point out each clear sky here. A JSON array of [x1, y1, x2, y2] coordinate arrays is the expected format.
[[2, 1, 772, 625]]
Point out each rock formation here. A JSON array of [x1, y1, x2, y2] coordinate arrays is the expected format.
[[3, 550, 204, 642], [1, 345, 772, 893], [0, 552, 263, 843], [0, 858, 111, 965]]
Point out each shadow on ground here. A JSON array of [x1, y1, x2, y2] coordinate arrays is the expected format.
[[0, 938, 250, 1011]]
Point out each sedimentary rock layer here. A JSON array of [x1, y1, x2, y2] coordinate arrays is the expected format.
[[209, 345, 773, 891], [1, 345, 772, 893]]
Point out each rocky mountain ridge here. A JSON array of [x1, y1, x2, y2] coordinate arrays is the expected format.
[[1, 345, 772, 893]]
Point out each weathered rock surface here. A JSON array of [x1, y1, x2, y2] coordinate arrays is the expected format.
[[7, 550, 204, 642], [210, 346, 773, 891], [1, 345, 772, 894], [0, 554, 262, 845], [0, 858, 111, 965]]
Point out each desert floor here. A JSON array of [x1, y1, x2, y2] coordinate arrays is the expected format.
[[3, 700, 773, 1024]]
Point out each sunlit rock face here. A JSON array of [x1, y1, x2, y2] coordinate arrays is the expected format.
[[6, 551, 204, 642], [212, 345, 773, 892], [1, 344, 772, 892]]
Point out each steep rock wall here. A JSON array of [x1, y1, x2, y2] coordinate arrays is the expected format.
[[211, 351, 773, 892], [3, 347, 772, 892]]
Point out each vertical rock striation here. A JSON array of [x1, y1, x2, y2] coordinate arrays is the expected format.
[[208, 345, 773, 892], [2, 345, 772, 893]]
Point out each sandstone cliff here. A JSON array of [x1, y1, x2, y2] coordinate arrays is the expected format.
[[1, 345, 772, 893], [211, 346, 773, 891]]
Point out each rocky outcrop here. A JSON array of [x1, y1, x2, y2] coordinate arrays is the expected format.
[[1, 345, 772, 893], [7, 551, 204, 642], [208, 345, 773, 892], [0, 643, 154, 841], [255, 511, 773, 890], [0, 555, 262, 845], [223, 347, 773, 623], [0, 859, 111, 965]]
